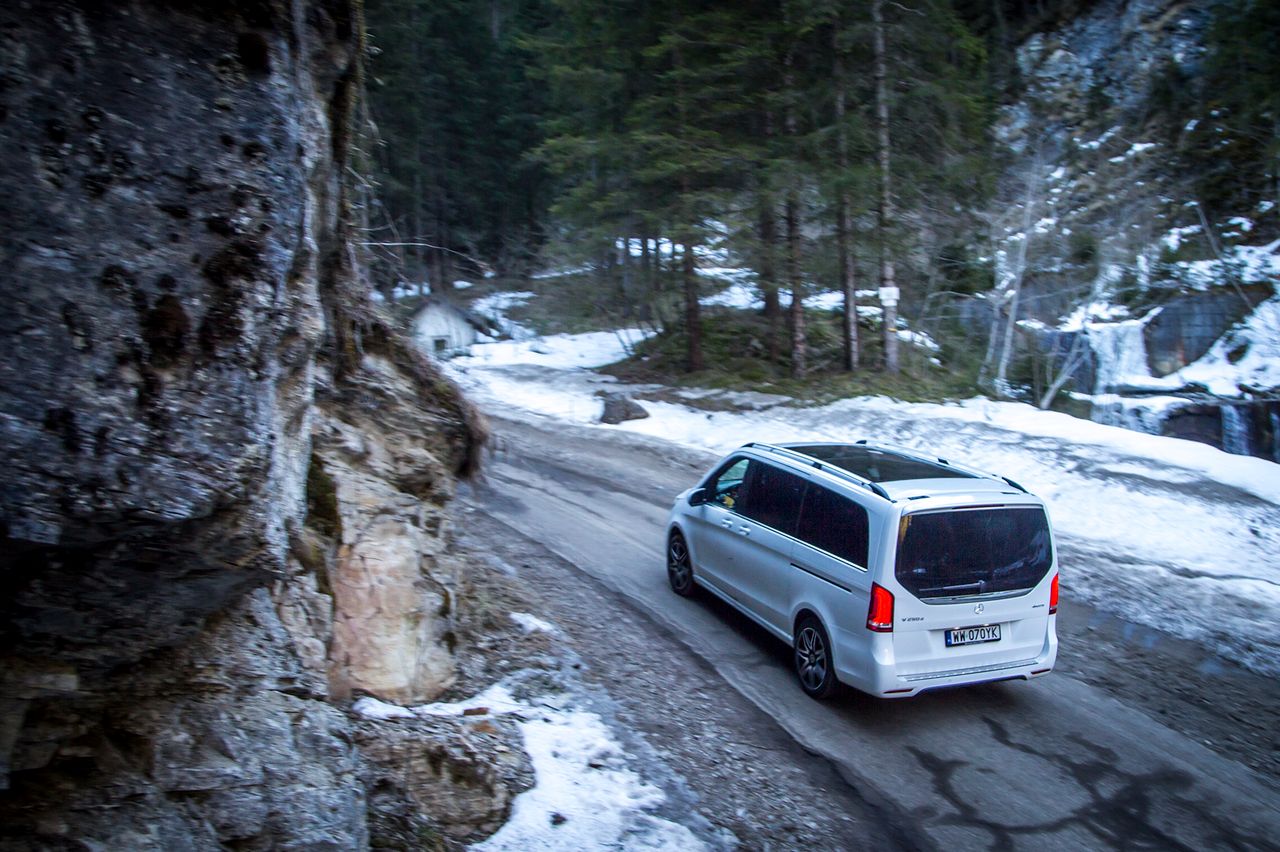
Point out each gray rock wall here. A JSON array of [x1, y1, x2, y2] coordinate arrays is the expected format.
[[994, 0, 1213, 321], [0, 1, 495, 847], [0, 0, 343, 680]]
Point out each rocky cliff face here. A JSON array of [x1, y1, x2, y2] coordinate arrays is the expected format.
[[995, 0, 1220, 318], [0, 1, 491, 846], [987, 0, 1279, 459]]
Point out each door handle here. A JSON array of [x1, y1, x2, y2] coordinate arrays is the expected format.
[[737, 525, 751, 536], [721, 518, 734, 528]]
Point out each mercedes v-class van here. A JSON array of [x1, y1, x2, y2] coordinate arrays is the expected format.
[[665, 441, 1058, 698]]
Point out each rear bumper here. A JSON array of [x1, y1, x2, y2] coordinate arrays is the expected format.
[[839, 625, 1057, 699]]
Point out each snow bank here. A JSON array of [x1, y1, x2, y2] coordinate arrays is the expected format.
[[453, 328, 653, 370]]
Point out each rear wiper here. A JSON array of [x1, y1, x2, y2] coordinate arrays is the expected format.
[[920, 581, 985, 596]]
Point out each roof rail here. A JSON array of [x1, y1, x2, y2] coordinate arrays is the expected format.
[[743, 442, 892, 501]]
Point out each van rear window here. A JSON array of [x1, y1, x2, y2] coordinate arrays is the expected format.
[[895, 507, 1052, 600]]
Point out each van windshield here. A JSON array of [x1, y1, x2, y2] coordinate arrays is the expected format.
[[895, 507, 1052, 600]]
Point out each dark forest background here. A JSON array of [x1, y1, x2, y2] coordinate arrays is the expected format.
[[359, 0, 1279, 393]]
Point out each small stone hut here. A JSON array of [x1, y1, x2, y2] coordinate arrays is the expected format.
[[411, 299, 484, 357]]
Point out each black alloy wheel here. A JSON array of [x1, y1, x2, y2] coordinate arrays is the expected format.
[[794, 616, 837, 699], [667, 531, 695, 596]]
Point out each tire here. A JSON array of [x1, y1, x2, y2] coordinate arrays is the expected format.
[[794, 615, 838, 699], [667, 531, 696, 597]]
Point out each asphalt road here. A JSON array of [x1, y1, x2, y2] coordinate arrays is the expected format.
[[464, 413, 1280, 851]]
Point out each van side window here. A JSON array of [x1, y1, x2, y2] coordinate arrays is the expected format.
[[738, 461, 805, 536], [708, 457, 750, 510], [797, 484, 870, 567]]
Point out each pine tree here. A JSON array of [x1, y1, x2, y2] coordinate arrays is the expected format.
[[365, 0, 551, 284]]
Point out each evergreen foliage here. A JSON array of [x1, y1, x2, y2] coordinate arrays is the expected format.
[[1189, 0, 1280, 229], [364, 0, 551, 283], [359, 0, 1277, 411]]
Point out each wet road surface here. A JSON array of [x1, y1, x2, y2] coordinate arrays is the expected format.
[[462, 414, 1280, 850]]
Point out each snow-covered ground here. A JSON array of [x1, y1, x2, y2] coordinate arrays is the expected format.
[[470, 291, 539, 341], [354, 673, 710, 851], [446, 327, 1280, 678]]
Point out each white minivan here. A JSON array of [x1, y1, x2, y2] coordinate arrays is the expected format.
[[666, 441, 1058, 698]]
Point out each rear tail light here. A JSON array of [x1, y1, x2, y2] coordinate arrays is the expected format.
[[867, 583, 894, 632], [1049, 574, 1059, 615]]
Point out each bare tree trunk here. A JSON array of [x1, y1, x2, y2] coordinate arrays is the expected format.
[[412, 169, 425, 296], [430, 208, 444, 295], [640, 229, 651, 286], [978, 279, 1003, 391], [833, 34, 859, 372], [873, 0, 899, 374], [675, 41, 703, 373], [1194, 201, 1256, 310], [759, 200, 781, 359], [786, 194, 805, 378], [409, 2, 427, 297], [639, 229, 654, 325], [994, 285, 1021, 393], [995, 147, 1041, 395], [759, 109, 782, 361], [436, 204, 453, 289], [1038, 332, 1090, 409], [784, 45, 806, 379], [682, 240, 703, 372]]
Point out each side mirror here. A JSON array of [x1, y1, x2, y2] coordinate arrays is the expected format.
[[687, 487, 708, 506]]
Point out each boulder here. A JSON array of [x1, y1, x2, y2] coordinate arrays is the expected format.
[[598, 393, 650, 425]]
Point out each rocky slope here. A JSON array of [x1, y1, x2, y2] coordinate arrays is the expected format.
[[0, 1, 498, 847], [988, 0, 1279, 459]]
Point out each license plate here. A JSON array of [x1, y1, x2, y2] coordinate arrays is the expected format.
[[945, 624, 1001, 647]]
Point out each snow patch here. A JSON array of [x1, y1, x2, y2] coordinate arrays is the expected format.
[[1174, 239, 1280, 288], [700, 281, 760, 309], [352, 696, 416, 720], [370, 281, 427, 302], [456, 329, 653, 370], [1076, 125, 1121, 150], [357, 680, 709, 849], [1059, 301, 1131, 331], [510, 612, 559, 635], [475, 708, 708, 852], [699, 282, 900, 318], [413, 684, 526, 717], [471, 291, 538, 340]]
